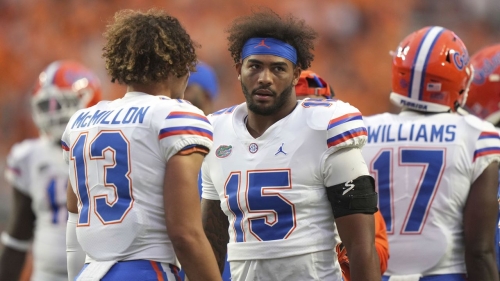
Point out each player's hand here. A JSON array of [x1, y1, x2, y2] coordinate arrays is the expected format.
[[336, 242, 351, 280]]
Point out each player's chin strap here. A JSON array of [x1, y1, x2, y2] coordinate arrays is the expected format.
[[455, 106, 470, 116], [0, 231, 31, 252]]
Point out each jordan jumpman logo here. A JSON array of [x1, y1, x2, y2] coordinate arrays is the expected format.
[[255, 39, 271, 49], [275, 143, 287, 155]]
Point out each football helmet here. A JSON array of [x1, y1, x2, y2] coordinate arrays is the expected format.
[[465, 44, 500, 125], [295, 70, 334, 99], [390, 26, 474, 112], [32, 60, 102, 142]]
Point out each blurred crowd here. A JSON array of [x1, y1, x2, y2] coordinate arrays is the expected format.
[[0, 0, 499, 230]]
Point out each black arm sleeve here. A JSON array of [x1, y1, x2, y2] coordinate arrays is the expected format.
[[326, 175, 378, 218]]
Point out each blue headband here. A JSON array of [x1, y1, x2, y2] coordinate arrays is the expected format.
[[241, 38, 297, 64]]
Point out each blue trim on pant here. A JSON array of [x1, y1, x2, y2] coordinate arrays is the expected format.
[[382, 273, 466, 281], [76, 260, 179, 281], [178, 259, 231, 281]]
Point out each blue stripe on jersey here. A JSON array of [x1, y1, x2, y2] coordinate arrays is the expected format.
[[158, 126, 213, 141], [327, 113, 363, 130], [473, 146, 500, 161], [165, 112, 210, 124], [478, 132, 500, 140], [159, 126, 212, 136], [61, 140, 69, 151], [327, 127, 367, 147]]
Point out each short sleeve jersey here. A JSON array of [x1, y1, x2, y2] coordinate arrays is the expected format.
[[201, 99, 367, 263], [61, 92, 213, 264], [362, 111, 500, 275]]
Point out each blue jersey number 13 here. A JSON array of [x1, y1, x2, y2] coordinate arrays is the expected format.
[[71, 131, 133, 226]]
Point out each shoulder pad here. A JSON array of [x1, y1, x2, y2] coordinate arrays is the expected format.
[[463, 113, 498, 133], [299, 99, 340, 130], [153, 98, 207, 119], [301, 99, 363, 131], [300, 99, 367, 151], [207, 104, 240, 126], [362, 113, 394, 127]]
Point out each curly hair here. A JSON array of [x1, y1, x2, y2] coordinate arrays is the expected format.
[[226, 7, 318, 70], [103, 9, 199, 85]]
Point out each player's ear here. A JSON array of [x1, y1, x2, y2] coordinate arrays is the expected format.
[[235, 62, 242, 81], [292, 67, 301, 86]]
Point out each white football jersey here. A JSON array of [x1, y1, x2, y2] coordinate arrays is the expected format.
[[362, 111, 500, 275], [61, 92, 213, 265], [202, 99, 367, 266], [5, 137, 68, 281]]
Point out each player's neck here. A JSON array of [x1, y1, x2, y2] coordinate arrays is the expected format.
[[246, 101, 297, 138], [126, 82, 172, 97]]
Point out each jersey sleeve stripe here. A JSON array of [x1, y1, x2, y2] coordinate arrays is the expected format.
[[166, 111, 210, 124], [478, 131, 500, 140], [61, 141, 69, 151], [178, 145, 210, 155], [327, 127, 367, 147], [158, 126, 213, 141], [473, 147, 500, 162], [327, 113, 363, 130]]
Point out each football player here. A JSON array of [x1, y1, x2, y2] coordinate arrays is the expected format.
[[201, 8, 380, 281], [0, 60, 101, 281], [63, 9, 221, 281], [295, 70, 390, 280], [464, 43, 500, 278], [362, 27, 500, 280]]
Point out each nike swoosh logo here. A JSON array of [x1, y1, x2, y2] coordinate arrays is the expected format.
[[342, 181, 355, 195]]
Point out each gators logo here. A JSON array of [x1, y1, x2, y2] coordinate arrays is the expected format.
[[453, 48, 469, 71], [216, 145, 232, 158]]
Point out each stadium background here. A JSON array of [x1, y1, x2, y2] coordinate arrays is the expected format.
[[0, 0, 499, 279]]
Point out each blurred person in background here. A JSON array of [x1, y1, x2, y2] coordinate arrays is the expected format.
[[201, 8, 380, 281], [362, 26, 500, 280], [64, 9, 221, 281], [295, 70, 390, 281], [185, 61, 219, 115], [0, 60, 101, 281], [464, 43, 500, 278]]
